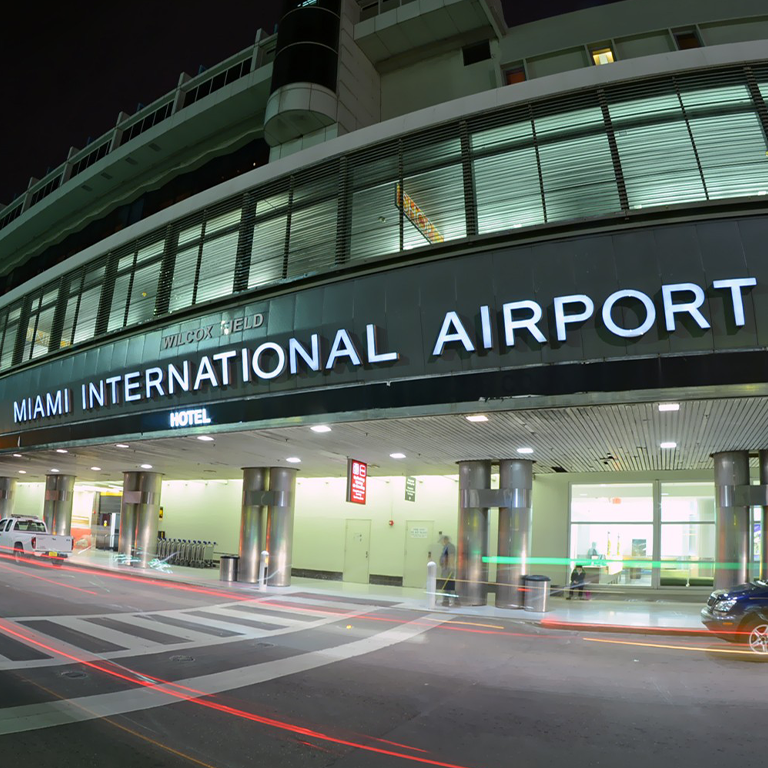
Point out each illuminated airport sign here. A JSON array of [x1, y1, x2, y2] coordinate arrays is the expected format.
[[395, 184, 444, 244], [169, 408, 212, 428], [346, 459, 368, 505]]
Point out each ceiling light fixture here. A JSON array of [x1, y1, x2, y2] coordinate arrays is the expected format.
[[660, 442, 677, 449], [465, 414, 488, 422], [50, 469, 60, 473], [658, 403, 680, 412], [286, 457, 301, 463], [18, 470, 26, 475], [390, 453, 406, 459], [310, 425, 332, 433], [197, 436, 215, 442], [140, 464, 153, 469], [56, 449, 68, 454], [91, 466, 102, 471], [517, 447, 534, 454], [115, 444, 130, 448], [12, 453, 22, 458]]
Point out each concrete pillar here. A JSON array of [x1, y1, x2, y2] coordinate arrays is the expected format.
[[496, 459, 533, 609], [0, 478, 17, 519], [713, 451, 750, 590], [120, 471, 163, 568], [265, 467, 298, 587], [760, 450, 768, 581], [457, 460, 491, 606], [239, 467, 268, 583], [43, 474, 76, 536]]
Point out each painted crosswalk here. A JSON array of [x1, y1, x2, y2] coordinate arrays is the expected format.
[[0, 595, 378, 670]]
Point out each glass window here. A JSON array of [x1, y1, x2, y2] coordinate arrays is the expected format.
[[591, 46, 615, 66], [287, 200, 338, 277], [570, 484, 654, 587], [30, 306, 55, 359], [71, 266, 105, 345], [178, 223, 203, 246], [535, 106, 605, 138], [673, 29, 701, 50], [196, 232, 238, 304], [169, 246, 198, 313], [474, 147, 544, 233], [126, 261, 161, 326], [0, 306, 21, 370], [471, 118, 533, 153], [505, 66, 526, 86], [350, 182, 401, 261], [539, 132, 621, 221], [205, 209, 241, 234], [250, 216, 287, 288], [401, 165, 466, 251], [402, 137, 462, 175]]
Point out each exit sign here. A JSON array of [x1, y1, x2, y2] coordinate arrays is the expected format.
[[346, 459, 368, 505]]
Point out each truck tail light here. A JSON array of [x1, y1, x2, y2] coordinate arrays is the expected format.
[[31, 536, 36, 549]]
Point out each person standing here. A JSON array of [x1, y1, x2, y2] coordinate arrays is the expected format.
[[439, 535, 460, 607]]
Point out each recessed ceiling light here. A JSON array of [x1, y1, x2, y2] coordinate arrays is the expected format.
[[140, 464, 153, 469], [50, 469, 60, 473], [660, 442, 677, 449], [286, 457, 301, 463], [18, 470, 26, 474], [115, 444, 129, 448], [465, 414, 489, 422], [90, 466, 102, 471], [390, 453, 406, 459], [310, 425, 332, 433], [56, 449, 68, 454], [13, 453, 22, 458], [658, 403, 680, 412], [197, 436, 215, 442], [518, 447, 534, 454]]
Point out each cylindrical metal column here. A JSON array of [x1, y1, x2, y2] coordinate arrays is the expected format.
[[759, 450, 768, 581], [239, 467, 268, 583], [496, 459, 533, 609], [457, 460, 491, 606], [713, 451, 750, 590], [265, 467, 298, 587], [42, 474, 76, 536], [0, 478, 17, 519], [121, 472, 163, 568]]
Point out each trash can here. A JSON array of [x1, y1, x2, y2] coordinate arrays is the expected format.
[[523, 575, 551, 612], [219, 555, 239, 582]]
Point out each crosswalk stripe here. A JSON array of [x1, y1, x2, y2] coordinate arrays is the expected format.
[[85, 617, 185, 646], [141, 614, 242, 638], [19, 620, 125, 654], [185, 610, 283, 632]]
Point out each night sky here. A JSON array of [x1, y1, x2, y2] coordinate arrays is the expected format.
[[0, 0, 621, 206]]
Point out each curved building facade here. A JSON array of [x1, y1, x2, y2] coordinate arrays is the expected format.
[[3, 0, 768, 598]]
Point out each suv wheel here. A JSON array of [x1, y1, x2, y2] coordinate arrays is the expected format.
[[747, 622, 768, 655]]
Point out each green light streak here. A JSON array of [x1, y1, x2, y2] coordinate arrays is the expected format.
[[483, 556, 745, 570]]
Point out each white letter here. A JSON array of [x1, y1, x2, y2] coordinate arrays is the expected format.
[[502, 301, 547, 346], [662, 283, 711, 332], [289, 335, 321, 374], [480, 306, 493, 350], [554, 295, 594, 342], [213, 350, 238, 386], [241, 348, 250, 382], [145, 367, 165, 398], [326, 329, 363, 368], [252, 342, 287, 380], [13, 400, 27, 424], [81, 385, 87, 410], [170, 411, 180, 428], [366, 324, 399, 363], [88, 381, 105, 409], [124, 372, 142, 402], [432, 312, 475, 356], [602, 289, 656, 338], [33, 396, 45, 420], [168, 362, 190, 394], [105, 376, 122, 404], [46, 391, 63, 417], [713, 277, 757, 326], [193, 356, 219, 390]]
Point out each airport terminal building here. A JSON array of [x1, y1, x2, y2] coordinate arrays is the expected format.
[[2, 0, 768, 601]]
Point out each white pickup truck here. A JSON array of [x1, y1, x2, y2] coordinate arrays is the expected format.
[[0, 516, 74, 565]]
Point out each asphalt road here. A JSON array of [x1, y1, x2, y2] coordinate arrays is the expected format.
[[0, 557, 765, 768]]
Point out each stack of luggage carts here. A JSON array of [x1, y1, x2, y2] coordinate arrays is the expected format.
[[156, 537, 216, 568]]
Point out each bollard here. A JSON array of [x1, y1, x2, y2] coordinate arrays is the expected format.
[[259, 550, 269, 592], [426, 560, 437, 610]]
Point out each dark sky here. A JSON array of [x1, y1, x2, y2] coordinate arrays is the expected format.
[[0, 0, 621, 206]]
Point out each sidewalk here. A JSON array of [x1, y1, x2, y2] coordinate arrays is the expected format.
[[65, 548, 708, 637]]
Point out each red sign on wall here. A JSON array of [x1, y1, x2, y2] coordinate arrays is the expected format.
[[346, 459, 368, 505]]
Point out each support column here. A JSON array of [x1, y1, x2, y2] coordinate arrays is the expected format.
[[120, 472, 163, 568], [239, 467, 268, 583], [496, 459, 533, 609], [713, 451, 750, 590], [457, 460, 491, 606], [760, 451, 768, 581], [43, 474, 76, 536], [265, 467, 298, 587], [0, 478, 17, 519]]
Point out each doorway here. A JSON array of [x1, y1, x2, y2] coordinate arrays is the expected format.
[[344, 519, 370, 583], [403, 520, 435, 588]]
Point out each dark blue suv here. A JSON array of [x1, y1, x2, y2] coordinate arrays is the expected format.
[[701, 580, 768, 654]]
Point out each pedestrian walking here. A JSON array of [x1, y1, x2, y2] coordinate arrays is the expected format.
[[439, 535, 460, 607]]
